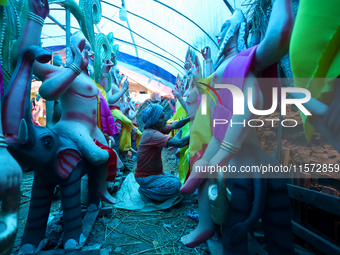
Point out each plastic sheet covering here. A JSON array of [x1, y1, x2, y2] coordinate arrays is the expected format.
[[114, 173, 183, 211], [42, 1, 248, 88]]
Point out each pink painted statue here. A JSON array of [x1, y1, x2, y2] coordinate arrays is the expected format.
[[17, 0, 115, 206]]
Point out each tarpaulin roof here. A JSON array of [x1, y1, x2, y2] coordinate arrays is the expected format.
[[42, 0, 248, 88]]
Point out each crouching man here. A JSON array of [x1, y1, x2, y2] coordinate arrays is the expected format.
[[135, 104, 190, 203]]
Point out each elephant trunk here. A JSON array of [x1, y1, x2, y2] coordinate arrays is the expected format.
[[1, 46, 50, 146]]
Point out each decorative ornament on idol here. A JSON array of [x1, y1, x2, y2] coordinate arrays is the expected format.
[[184, 47, 195, 71], [119, 0, 128, 22], [215, 9, 247, 65]]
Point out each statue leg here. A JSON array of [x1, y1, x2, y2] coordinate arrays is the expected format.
[[262, 179, 294, 255], [180, 158, 209, 195], [19, 172, 55, 253], [222, 178, 253, 255], [181, 180, 214, 248], [87, 127, 116, 206], [59, 177, 84, 249], [87, 160, 116, 208]]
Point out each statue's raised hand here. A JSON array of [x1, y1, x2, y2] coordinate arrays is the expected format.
[[71, 39, 89, 72], [122, 76, 129, 91], [201, 46, 211, 60], [29, 0, 49, 19], [172, 89, 180, 98]]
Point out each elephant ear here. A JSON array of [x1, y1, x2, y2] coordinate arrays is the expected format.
[[57, 149, 82, 178]]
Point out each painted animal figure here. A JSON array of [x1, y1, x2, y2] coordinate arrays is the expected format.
[[1, 46, 111, 253], [222, 143, 293, 255]]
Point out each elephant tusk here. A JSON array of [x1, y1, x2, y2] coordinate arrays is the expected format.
[[18, 119, 28, 144]]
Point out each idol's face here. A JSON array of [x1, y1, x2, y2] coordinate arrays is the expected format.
[[84, 42, 94, 63], [216, 20, 231, 47]]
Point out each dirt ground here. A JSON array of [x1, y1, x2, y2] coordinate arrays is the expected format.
[[12, 149, 208, 255], [257, 105, 340, 192]]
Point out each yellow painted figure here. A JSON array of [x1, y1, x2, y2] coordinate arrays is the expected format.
[[169, 97, 190, 185], [290, 0, 340, 142], [110, 108, 134, 151], [178, 75, 214, 185]]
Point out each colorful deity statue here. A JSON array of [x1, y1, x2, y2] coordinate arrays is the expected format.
[[0, 0, 120, 252], [180, 3, 296, 254]]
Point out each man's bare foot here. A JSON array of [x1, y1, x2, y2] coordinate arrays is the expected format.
[[181, 224, 214, 248], [180, 159, 209, 194]]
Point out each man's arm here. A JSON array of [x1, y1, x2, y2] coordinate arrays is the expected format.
[[108, 78, 129, 104], [171, 116, 190, 130], [167, 135, 190, 148], [251, 0, 294, 72]]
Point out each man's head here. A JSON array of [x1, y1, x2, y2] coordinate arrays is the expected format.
[[215, 9, 246, 63], [142, 104, 165, 129]]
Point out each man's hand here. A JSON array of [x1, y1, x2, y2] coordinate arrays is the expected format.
[[0, 148, 22, 195], [201, 46, 211, 60], [71, 39, 89, 71], [29, 0, 49, 19], [122, 77, 129, 91], [102, 59, 114, 74]]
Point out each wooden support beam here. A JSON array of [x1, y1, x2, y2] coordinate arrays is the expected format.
[[282, 148, 290, 166], [322, 187, 339, 197], [82, 210, 100, 239], [287, 184, 340, 216], [292, 221, 340, 255], [298, 172, 311, 189]]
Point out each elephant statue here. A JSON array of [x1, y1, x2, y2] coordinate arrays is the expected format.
[[1, 45, 111, 253], [220, 143, 294, 255]]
